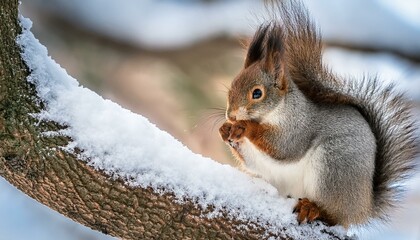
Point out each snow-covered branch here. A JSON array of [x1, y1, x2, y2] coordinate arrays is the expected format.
[[0, 1, 349, 239]]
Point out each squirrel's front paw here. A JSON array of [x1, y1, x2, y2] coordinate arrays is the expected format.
[[219, 122, 232, 142], [229, 121, 247, 141]]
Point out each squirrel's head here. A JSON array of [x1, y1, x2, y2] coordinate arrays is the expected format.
[[227, 23, 289, 122]]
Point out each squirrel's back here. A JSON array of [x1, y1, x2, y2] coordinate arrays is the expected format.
[[269, 0, 419, 220]]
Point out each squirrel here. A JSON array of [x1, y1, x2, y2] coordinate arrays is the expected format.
[[219, 0, 419, 228]]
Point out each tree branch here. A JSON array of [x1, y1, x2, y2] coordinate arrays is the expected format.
[[0, 1, 347, 239]]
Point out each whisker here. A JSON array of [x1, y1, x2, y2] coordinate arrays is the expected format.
[[193, 107, 227, 133], [217, 82, 231, 93], [193, 107, 226, 125], [212, 114, 227, 132], [208, 107, 227, 112], [216, 89, 229, 95]]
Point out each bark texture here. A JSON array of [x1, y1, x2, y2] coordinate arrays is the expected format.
[[0, 1, 343, 239]]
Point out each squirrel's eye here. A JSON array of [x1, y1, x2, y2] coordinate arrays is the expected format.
[[252, 88, 263, 99]]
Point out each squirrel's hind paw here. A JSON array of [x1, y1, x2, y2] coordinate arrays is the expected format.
[[293, 198, 337, 226], [294, 198, 320, 224]]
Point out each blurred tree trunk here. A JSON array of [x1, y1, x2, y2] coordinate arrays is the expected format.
[[0, 1, 344, 239]]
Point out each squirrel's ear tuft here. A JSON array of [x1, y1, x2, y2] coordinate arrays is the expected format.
[[244, 24, 270, 68], [263, 24, 287, 91]]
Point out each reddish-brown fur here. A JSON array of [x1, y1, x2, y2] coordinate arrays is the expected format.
[[220, 120, 282, 161]]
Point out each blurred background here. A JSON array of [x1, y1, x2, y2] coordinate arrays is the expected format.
[[1, 0, 420, 239]]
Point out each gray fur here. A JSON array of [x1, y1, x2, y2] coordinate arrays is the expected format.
[[265, 0, 419, 225], [272, 81, 376, 226]]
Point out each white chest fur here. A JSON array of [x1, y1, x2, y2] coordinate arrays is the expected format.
[[239, 138, 320, 199]]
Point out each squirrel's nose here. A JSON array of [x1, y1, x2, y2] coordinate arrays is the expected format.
[[228, 111, 237, 122]]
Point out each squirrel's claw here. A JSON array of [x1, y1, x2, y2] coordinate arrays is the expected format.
[[219, 122, 232, 142], [229, 121, 247, 141], [294, 198, 321, 225], [220, 121, 250, 150], [228, 139, 237, 148]]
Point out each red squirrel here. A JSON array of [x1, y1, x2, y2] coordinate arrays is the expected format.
[[219, 0, 419, 228]]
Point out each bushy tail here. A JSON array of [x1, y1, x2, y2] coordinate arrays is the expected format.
[[268, 0, 419, 219]]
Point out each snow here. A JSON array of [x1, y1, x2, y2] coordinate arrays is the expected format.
[[25, 0, 420, 56], [303, 0, 420, 56], [374, 0, 420, 28], [323, 48, 420, 100], [0, 178, 114, 240], [24, 0, 262, 50], [16, 16, 348, 239], [353, 172, 420, 240]]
